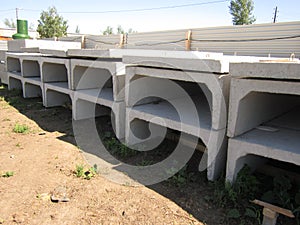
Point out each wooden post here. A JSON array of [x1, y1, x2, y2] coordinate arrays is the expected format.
[[185, 30, 192, 51], [81, 35, 85, 49], [119, 34, 125, 48], [252, 199, 295, 225]]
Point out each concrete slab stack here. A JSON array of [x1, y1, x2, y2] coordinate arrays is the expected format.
[[226, 60, 300, 182], [123, 52, 232, 180], [69, 50, 126, 139]]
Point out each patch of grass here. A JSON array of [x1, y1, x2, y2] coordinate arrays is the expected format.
[[167, 165, 194, 187], [16, 143, 21, 148], [13, 123, 29, 134], [1, 171, 14, 178], [75, 164, 97, 180]]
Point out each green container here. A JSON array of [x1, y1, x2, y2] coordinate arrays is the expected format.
[[12, 19, 30, 39]]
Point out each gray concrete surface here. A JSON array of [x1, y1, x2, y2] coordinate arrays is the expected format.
[[226, 107, 300, 182], [227, 78, 300, 138], [23, 77, 43, 99], [44, 82, 73, 107], [230, 60, 300, 79], [70, 59, 125, 101], [41, 57, 71, 89], [125, 65, 230, 180], [73, 89, 126, 139]]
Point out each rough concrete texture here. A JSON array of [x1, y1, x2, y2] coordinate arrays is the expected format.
[[23, 77, 43, 99], [8, 39, 81, 52], [39, 49, 68, 57], [68, 49, 223, 59], [0, 50, 7, 84], [230, 60, 300, 79], [73, 89, 126, 139], [70, 59, 125, 101], [226, 106, 300, 182], [41, 57, 71, 89], [227, 78, 300, 138], [44, 82, 73, 107], [126, 66, 230, 131], [7, 72, 23, 91], [125, 65, 230, 180]]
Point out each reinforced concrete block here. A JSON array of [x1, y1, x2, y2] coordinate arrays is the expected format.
[[23, 77, 43, 99], [226, 61, 300, 182], [227, 78, 300, 138], [226, 106, 300, 182], [230, 61, 300, 80], [67, 49, 223, 59], [70, 59, 125, 101], [44, 82, 73, 107], [8, 72, 23, 90], [0, 50, 7, 84], [125, 66, 230, 180], [22, 57, 41, 78], [73, 89, 126, 139], [41, 57, 71, 89]]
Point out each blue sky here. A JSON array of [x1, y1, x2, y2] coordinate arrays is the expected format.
[[1, 0, 300, 34]]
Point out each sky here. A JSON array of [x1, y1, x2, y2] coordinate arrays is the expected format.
[[1, 0, 300, 34]]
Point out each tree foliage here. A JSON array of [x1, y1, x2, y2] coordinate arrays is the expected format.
[[75, 25, 80, 34], [229, 0, 256, 25], [102, 25, 136, 35], [37, 6, 68, 38], [3, 18, 16, 28]]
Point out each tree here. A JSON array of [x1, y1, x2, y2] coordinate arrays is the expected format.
[[102, 26, 113, 35], [102, 25, 136, 35], [3, 18, 16, 28], [75, 25, 80, 34], [229, 0, 256, 25], [37, 6, 68, 38]]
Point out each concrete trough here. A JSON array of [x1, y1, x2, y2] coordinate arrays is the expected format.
[[8, 72, 23, 91], [226, 61, 300, 182], [23, 77, 43, 99], [44, 82, 73, 108], [73, 89, 125, 139], [41, 57, 71, 89], [70, 59, 125, 101], [125, 60, 230, 180]]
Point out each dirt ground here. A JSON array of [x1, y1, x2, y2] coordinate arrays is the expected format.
[[0, 85, 228, 225]]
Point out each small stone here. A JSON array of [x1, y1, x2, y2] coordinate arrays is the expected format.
[[10, 155, 15, 159]]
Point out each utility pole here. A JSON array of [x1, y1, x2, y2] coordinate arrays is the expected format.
[[16, 8, 19, 20], [273, 6, 278, 23]]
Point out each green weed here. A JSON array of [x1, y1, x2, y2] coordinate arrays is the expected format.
[[13, 123, 29, 133], [1, 171, 14, 178]]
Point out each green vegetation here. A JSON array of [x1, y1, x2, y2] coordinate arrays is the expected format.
[[13, 123, 29, 134], [75, 164, 97, 180], [229, 0, 256, 25], [37, 6, 68, 38], [1, 171, 14, 178]]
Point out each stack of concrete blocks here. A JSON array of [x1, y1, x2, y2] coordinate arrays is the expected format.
[[123, 52, 233, 181], [226, 61, 300, 182], [6, 52, 43, 99], [0, 41, 8, 84], [42, 56, 73, 107], [5, 40, 81, 104], [67, 49, 127, 139]]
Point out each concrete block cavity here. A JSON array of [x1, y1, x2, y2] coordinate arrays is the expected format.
[[228, 78, 300, 138], [6, 56, 21, 75], [41, 58, 71, 89], [226, 61, 300, 182], [125, 66, 229, 180], [70, 59, 126, 101], [8, 76, 22, 90], [22, 59, 40, 77], [23, 81, 43, 98]]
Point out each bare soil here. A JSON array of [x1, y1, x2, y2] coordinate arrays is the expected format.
[[0, 85, 228, 225]]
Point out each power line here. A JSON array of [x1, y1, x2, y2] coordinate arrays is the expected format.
[[22, 0, 230, 14]]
